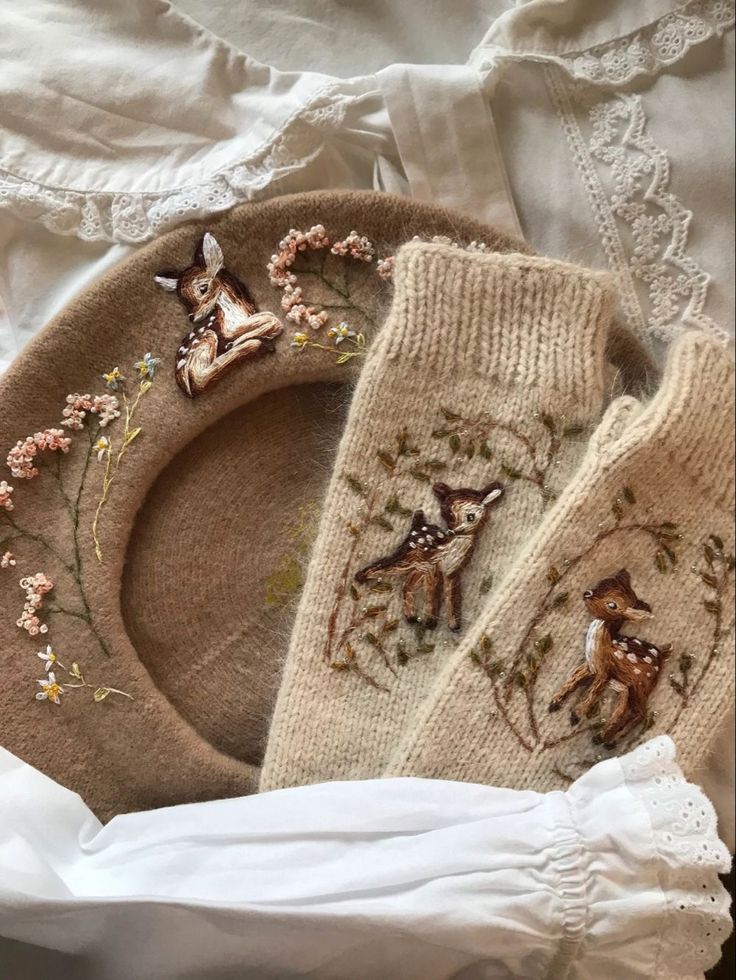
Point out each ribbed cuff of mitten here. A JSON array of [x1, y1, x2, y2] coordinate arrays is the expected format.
[[597, 331, 735, 512], [375, 242, 614, 418]]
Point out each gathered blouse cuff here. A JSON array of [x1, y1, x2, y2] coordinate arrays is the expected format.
[[0, 736, 730, 978], [555, 735, 732, 979]]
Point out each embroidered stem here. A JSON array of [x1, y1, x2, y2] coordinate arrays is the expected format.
[[666, 540, 735, 734], [1, 514, 76, 576], [91, 379, 150, 562]]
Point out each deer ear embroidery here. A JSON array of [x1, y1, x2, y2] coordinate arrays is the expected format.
[[200, 232, 224, 278], [355, 481, 504, 633], [549, 570, 668, 747], [482, 482, 504, 505], [154, 273, 179, 292], [155, 234, 282, 398]]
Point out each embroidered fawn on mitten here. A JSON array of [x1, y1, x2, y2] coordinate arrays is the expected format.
[[261, 241, 615, 790], [385, 332, 735, 792]]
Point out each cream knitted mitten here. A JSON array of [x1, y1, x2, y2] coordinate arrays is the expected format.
[[386, 332, 735, 790], [262, 241, 615, 790]]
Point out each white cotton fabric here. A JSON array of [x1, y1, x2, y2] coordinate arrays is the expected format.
[[0, 0, 733, 366], [0, 736, 731, 980]]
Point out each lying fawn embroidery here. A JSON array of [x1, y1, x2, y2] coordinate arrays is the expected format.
[[155, 233, 283, 398], [355, 482, 504, 632], [548, 569, 670, 746]]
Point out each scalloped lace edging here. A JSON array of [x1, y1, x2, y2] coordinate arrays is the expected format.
[[559, 0, 735, 86], [619, 736, 732, 977], [546, 68, 729, 350], [0, 82, 347, 245], [475, 0, 735, 87]]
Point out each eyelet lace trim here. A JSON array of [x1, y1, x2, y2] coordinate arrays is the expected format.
[[560, 0, 735, 86], [0, 83, 347, 244], [474, 0, 734, 87], [547, 69, 729, 349], [619, 736, 732, 977]]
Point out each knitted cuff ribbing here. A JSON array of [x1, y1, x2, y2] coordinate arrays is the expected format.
[[597, 331, 735, 512], [375, 242, 614, 418]]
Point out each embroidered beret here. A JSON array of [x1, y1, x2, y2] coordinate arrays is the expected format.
[[0, 191, 523, 819]]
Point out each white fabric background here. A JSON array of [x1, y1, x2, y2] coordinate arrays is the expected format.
[[0, 0, 733, 371], [0, 737, 731, 980]]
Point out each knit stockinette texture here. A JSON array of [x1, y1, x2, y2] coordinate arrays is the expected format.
[[385, 332, 735, 790], [260, 242, 616, 790]]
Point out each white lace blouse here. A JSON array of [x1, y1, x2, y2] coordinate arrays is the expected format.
[[0, 0, 733, 372]]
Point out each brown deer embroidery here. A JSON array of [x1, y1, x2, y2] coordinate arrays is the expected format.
[[548, 568, 671, 746], [355, 482, 504, 632], [154, 233, 283, 398]]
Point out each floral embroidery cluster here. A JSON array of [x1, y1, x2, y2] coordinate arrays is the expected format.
[[61, 392, 120, 431], [7, 430, 72, 479], [91, 353, 159, 562], [268, 227, 491, 364], [0, 480, 13, 511], [0, 354, 159, 709], [17, 571, 54, 635], [33, 650, 132, 707]]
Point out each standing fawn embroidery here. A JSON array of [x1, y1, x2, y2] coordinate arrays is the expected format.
[[155, 233, 283, 398], [355, 482, 503, 632], [548, 568, 670, 746]]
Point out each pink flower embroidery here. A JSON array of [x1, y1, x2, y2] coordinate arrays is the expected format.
[[17, 572, 54, 635], [267, 225, 330, 287], [61, 393, 120, 430], [0, 479, 14, 510], [330, 231, 375, 262], [285, 305, 329, 330], [1, 551, 16, 568], [376, 256, 395, 281], [7, 430, 72, 479]]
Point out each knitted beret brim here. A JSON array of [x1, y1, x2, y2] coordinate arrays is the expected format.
[[0, 191, 525, 820]]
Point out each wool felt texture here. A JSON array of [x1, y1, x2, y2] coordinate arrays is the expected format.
[[383, 331, 735, 791], [0, 191, 524, 820], [260, 241, 617, 791]]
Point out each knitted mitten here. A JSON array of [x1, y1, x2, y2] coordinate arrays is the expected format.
[[385, 332, 735, 791], [261, 241, 615, 789]]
